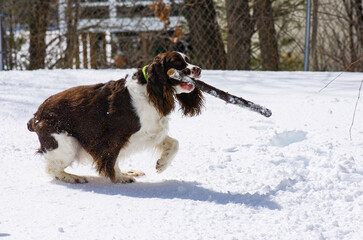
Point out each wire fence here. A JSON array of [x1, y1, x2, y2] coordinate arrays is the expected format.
[[0, 0, 362, 71]]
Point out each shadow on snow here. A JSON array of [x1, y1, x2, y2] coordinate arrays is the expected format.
[[58, 179, 282, 210]]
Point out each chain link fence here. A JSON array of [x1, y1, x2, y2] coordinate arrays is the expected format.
[[0, 0, 362, 71]]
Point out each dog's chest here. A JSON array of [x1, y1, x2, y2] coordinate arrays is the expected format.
[[132, 96, 169, 143], [122, 79, 169, 154]]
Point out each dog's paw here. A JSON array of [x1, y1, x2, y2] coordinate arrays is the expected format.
[[124, 170, 145, 177], [55, 173, 88, 184], [156, 159, 170, 173], [114, 174, 136, 184]]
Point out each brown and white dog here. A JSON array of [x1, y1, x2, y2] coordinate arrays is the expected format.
[[28, 52, 204, 184]]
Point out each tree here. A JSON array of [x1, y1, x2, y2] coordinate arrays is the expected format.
[[254, 0, 279, 70], [317, 0, 362, 71], [311, 0, 319, 71], [63, 0, 80, 69], [352, 0, 363, 71], [28, 0, 52, 70], [226, 0, 255, 70], [183, 0, 226, 69]]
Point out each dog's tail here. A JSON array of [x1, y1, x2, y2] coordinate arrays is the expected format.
[[27, 117, 38, 132]]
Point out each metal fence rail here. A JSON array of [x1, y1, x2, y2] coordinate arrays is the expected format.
[[0, 0, 362, 71]]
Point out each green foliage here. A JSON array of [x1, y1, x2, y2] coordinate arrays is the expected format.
[[279, 52, 304, 71], [280, 37, 295, 47]]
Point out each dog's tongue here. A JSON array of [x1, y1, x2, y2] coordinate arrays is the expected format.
[[181, 82, 194, 91]]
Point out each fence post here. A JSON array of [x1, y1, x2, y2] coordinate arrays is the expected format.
[[0, 0, 4, 71], [304, 0, 311, 71]]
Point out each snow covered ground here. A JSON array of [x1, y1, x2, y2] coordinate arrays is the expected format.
[[0, 69, 362, 239]]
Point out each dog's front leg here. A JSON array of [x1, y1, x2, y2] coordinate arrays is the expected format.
[[156, 136, 179, 173], [113, 161, 137, 183]]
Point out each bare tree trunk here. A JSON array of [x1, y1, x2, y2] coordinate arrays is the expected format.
[[100, 33, 107, 68], [353, 0, 363, 71], [89, 32, 107, 69], [254, 0, 279, 70], [7, 2, 14, 70], [226, 0, 255, 70], [81, 33, 88, 68], [90, 33, 97, 69], [64, 0, 80, 69], [183, 0, 226, 69], [354, 0, 363, 44], [343, 0, 358, 71], [311, 0, 319, 71], [28, 0, 51, 70], [75, 36, 80, 69]]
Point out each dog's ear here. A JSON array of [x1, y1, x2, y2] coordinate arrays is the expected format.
[[147, 55, 175, 116], [176, 88, 204, 117]]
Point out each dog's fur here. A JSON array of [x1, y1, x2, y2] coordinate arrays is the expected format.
[[28, 52, 204, 183]]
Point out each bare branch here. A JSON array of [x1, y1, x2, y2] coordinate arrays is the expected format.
[[318, 56, 363, 92], [349, 79, 363, 140]]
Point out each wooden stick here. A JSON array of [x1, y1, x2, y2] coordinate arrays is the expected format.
[[168, 69, 272, 118]]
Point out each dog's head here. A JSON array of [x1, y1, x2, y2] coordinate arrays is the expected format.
[[145, 52, 204, 116]]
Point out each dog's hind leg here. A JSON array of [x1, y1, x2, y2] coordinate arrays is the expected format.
[[156, 136, 179, 173], [43, 133, 88, 184]]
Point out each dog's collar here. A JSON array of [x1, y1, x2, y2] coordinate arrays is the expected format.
[[142, 65, 149, 82]]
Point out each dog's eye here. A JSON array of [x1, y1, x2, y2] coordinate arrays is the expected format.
[[174, 61, 183, 68]]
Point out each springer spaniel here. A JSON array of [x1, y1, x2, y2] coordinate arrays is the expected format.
[[28, 52, 204, 184]]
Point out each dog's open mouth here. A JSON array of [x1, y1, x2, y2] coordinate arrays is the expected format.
[[180, 82, 195, 91], [168, 69, 196, 92]]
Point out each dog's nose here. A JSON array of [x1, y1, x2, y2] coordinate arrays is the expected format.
[[192, 66, 201, 76]]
